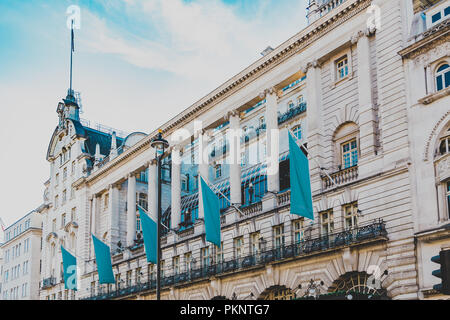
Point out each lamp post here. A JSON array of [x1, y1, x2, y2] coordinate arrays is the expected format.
[[150, 130, 169, 300]]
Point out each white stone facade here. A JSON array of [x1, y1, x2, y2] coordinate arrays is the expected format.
[[1, 211, 42, 300], [37, 0, 450, 300]]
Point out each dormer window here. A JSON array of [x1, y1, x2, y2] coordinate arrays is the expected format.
[[436, 63, 450, 92]]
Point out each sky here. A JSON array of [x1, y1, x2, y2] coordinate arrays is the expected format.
[[0, 0, 308, 228]]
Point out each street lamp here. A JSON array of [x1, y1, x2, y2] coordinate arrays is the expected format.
[[150, 130, 169, 300]]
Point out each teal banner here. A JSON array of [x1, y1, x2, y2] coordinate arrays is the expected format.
[[92, 235, 115, 284], [139, 207, 157, 264], [200, 177, 221, 247], [289, 133, 314, 220], [61, 245, 77, 290]]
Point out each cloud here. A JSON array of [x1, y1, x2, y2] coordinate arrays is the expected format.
[[80, 0, 308, 83]]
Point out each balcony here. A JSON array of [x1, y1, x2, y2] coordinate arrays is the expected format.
[[277, 189, 291, 206], [83, 219, 387, 300], [240, 201, 263, 216], [321, 165, 358, 190], [278, 102, 307, 125], [42, 277, 57, 289]]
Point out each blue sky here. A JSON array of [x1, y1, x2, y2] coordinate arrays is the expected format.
[[0, 0, 308, 228]]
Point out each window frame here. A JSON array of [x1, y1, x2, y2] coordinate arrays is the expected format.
[[435, 62, 450, 92]]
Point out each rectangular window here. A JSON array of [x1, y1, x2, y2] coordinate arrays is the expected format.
[[63, 167, 67, 180], [250, 232, 260, 255], [215, 164, 222, 179], [432, 12, 442, 23], [136, 267, 142, 284], [336, 56, 349, 80], [320, 210, 334, 236], [343, 203, 359, 230], [215, 243, 224, 264], [71, 207, 76, 221], [342, 139, 358, 169], [72, 161, 76, 175], [184, 252, 192, 272], [201, 247, 210, 268], [62, 189, 67, 204], [54, 195, 59, 209], [173, 256, 180, 275], [55, 173, 59, 186], [273, 225, 285, 249], [61, 213, 66, 228], [293, 219, 304, 243], [234, 237, 244, 259], [148, 264, 155, 282], [126, 270, 132, 286], [52, 219, 56, 232]]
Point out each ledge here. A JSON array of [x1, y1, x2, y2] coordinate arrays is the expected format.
[[418, 87, 450, 105]]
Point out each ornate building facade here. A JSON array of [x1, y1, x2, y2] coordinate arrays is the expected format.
[[38, 0, 450, 300]]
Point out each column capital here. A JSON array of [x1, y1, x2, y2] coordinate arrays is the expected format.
[[351, 27, 376, 44], [301, 59, 321, 74]]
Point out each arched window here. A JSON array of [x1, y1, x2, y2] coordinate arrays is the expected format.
[[436, 63, 450, 92], [333, 122, 360, 170]]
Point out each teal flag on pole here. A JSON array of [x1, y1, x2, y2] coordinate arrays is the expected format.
[[289, 133, 314, 220], [138, 207, 157, 264], [92, 235, 115, 284], [200, 176, 221, 247], [61, 245, 77, 290]]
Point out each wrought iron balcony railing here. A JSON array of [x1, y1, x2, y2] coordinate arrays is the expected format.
[[278, 102, 307, 125], [42, 277, 57, 289], [83, 219, 387, 300]]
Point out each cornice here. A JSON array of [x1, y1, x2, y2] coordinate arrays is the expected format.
[[399, 19, 450, 59], [81, 0, 371, 185]]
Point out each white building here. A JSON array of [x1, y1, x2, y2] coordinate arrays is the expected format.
[[1, 210, 42, 300], [38, 0, 450, 300]]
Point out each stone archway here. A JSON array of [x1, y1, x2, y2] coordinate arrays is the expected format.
[[258, 285, 296, 300], [327, 271, 388, 298]]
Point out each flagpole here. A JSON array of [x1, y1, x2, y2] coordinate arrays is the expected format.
[[200, 174, 245, 217], [137, 204, 173, 232], [69, 19, 74, 94], [287, 129, 338, 188]]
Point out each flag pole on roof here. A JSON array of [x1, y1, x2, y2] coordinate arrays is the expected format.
[[288, 131, 314, 220]]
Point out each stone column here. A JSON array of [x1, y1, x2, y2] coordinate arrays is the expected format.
[[229, 111, 242, 206], [148, 159, 158, 221], [91, 195, 97, 237], [198, 131, 209, 220], [109, 184, 120, 249], [171, 147, 182, 230], [127, 173, 137, 247], [355, 30, 377, 160], [304, 61, 323, 194], [265, 88, 280, 194]]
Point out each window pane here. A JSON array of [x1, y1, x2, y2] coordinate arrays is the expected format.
[[445, 70, 450, 88], [437, 75, 443, 91], [445, 6, 450, 16], [437, 64, 450, 73], [432, 12, 442, 23]]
